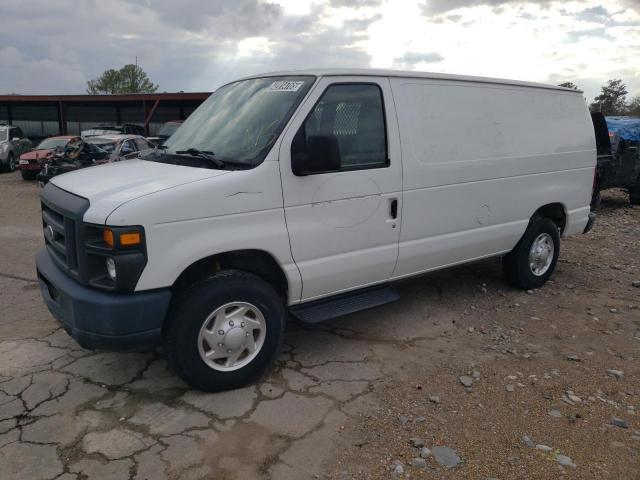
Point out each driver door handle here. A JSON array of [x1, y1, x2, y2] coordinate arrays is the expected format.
[[389, 198, 398, 219]]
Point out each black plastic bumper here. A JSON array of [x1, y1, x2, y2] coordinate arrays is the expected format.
[[36, 249, 171, 350], [583, 212, 596, 234]]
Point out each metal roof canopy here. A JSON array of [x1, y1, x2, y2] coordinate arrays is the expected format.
[[0, 92, 211, 136]]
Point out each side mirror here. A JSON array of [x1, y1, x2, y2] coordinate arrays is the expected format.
[[291, 132, 341, 176]]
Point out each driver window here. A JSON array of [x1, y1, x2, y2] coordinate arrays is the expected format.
[[302, 83, 387, 170]]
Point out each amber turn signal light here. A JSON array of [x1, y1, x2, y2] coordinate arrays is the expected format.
[[120, 232, 141, 246], [103, 228, 114, 247], [102, 229, 141, 247]]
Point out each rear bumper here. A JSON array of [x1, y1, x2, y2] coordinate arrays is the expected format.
[[583, 212, 596, 234], [36, 249, 171, 350]]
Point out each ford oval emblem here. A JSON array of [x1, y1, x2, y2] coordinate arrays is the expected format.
[[45, 225, 55, 241]]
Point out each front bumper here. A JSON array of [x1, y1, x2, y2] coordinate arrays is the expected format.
[[18, 160, 41, 171], [36, 249, 171, 350], [583, 212, 596, 234]]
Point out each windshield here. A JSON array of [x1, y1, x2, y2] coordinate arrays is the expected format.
[[164, 76, 314, 166], [37, 138, 71, 150], [0, 129, 7, 142], [158, 122, 181, 137]]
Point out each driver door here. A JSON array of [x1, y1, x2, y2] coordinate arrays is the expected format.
[[279, 77, 402, 301]]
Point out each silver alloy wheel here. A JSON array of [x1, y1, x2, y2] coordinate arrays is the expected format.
[[197, 301, 266, 372], [528, 233, 554, 276]]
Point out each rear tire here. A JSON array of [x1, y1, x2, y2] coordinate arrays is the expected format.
[[20, 170, 37, 181], [629, 182, 640, 206], [502, 217, 560, 290], [3, 153, 15, 173], [164, 270, 285, 392]]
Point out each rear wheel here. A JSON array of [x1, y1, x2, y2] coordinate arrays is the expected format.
[[502, 217, 560, 290], [164, 270, 285, 392], [4, 153, 15, 173], [629, 182, 640, 206]]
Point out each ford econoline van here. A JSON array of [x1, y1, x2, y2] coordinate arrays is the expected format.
[[36, 69, 596, 391]]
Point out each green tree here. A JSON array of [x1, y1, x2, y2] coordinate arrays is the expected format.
[[87, 64, 158, 94], [589, 79, 628, 115], [627, 96, 640, 116], [558, 82, 579, 90]]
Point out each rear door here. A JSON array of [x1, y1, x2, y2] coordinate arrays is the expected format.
[[279, 76, 402, 301]]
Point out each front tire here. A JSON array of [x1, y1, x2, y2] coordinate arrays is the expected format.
[[502, 217, 560, 290], [164, 270, 285, 392]]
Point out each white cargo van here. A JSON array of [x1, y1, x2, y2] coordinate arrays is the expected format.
[[37, 69, 596, 391]]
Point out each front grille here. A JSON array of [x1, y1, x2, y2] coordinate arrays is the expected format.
[[40, 184, 89, 282]]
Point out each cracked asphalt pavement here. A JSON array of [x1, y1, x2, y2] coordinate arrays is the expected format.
[[1, 170, 639, 479]]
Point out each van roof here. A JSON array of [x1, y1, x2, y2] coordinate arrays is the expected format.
[[238, 68, 582, 94]]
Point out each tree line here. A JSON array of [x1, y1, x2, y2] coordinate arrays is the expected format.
[[560, 80, 640, 116]]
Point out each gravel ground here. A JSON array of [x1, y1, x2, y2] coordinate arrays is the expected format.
[[0, 169, 638, 480]]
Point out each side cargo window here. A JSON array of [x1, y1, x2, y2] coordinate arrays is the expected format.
[[292, 83, 388, 175]]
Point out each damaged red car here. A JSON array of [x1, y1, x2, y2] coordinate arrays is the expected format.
[[18, 136, 79, 180]]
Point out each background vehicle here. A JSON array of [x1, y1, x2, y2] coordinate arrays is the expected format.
[[84, 134, 155, 160], [590, 114, 640, 206], [0, 125, 32, 172], [81, 124, 145, 137], [146, 120, 183, 146], [37, 135, 154, 185], [36, 70, 596, 392], [18, 136, 79, 180]]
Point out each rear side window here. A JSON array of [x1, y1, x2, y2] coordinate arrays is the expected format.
[[134, 138, 152, 151], [302, 83, 387, 170]]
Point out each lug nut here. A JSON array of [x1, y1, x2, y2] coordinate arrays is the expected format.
[[229, 320, 234, 327], [218, 330, 224, 335], [218, 343, 223, 347], [241, 322, 245, 327], [227, 349, 232, 353], [245, 332, 250, 337]]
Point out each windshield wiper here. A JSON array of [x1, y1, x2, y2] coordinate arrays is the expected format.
[[175, 148, 225, 168]]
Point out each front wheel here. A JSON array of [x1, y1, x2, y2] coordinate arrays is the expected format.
[[502, 217, 560, 290], [164, 270, 285, 392]]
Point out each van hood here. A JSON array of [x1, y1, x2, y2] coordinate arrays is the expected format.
[[51, 159, 228, 224]]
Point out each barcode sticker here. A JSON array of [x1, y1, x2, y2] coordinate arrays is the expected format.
[[268, 81, 305, 92]]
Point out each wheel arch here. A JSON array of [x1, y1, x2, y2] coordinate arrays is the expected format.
[[532, 203, 567, 234], [171, 249, 290, 304]]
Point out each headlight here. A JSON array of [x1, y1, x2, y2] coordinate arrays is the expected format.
[[0, 143, 7, 153], [106, 257, 117, 280], [84, 224, 147, 292]]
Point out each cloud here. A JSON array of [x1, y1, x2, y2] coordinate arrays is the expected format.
[[420, 0, 556, 16], [394, 51, 444, 68], [329, 0, 383, 7], [0, 0, 638, 100]]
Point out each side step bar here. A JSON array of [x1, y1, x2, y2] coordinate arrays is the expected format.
[[290, 285, 399, 324]]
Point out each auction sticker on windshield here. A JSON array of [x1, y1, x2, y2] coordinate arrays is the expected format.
[[268, 80, 305, 92]]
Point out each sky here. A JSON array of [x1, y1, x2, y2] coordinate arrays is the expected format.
[[1, 0, 639, 102]]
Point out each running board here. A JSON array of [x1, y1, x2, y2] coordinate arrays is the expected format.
[[290, 285, 399, 324]]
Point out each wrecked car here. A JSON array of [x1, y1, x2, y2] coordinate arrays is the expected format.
[[36, 135, 154, 185], [591, 113, 640, 206], [18, 136, 79, 180]]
